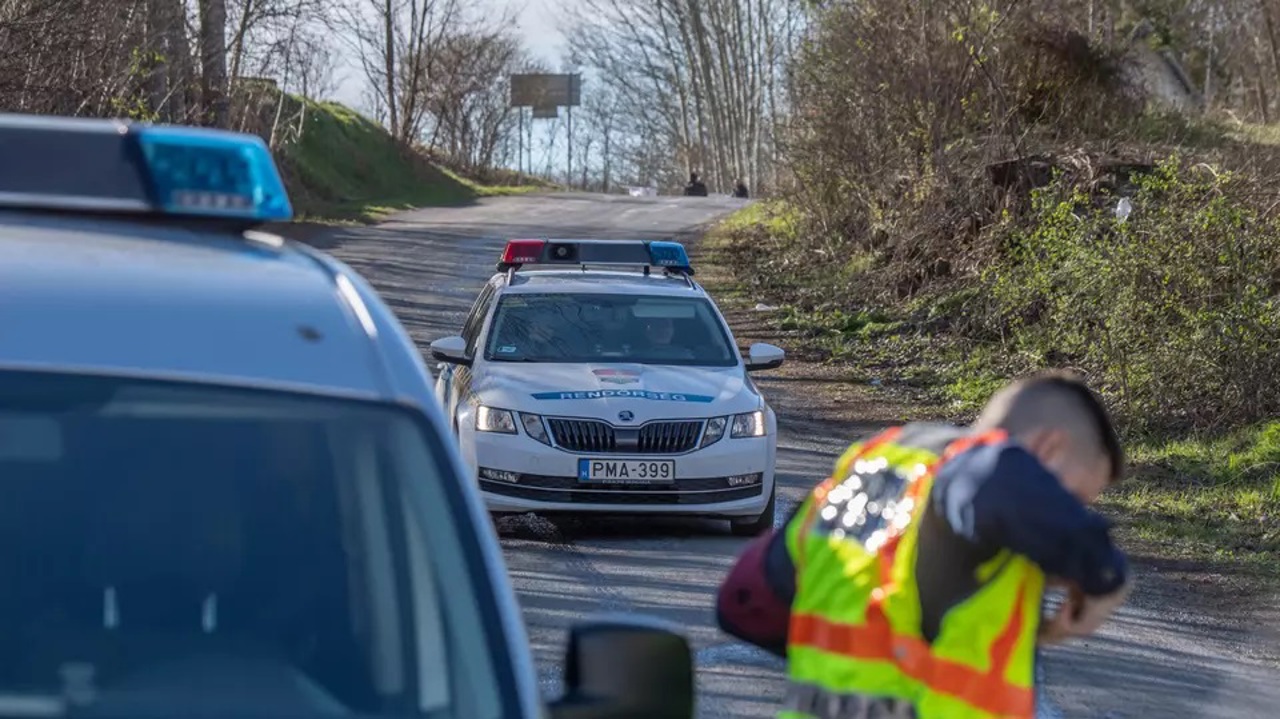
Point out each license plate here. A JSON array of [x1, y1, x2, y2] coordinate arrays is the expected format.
[[578, 459, 675, 484]]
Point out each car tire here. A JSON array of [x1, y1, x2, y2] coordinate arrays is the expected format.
[[729, 488, 776, 537]]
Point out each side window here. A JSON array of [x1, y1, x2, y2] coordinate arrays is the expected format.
[[462, 284, 497, 357], [459, 285, 490, 342]]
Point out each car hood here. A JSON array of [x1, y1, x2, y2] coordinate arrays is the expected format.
[[473, 362, 761, 420]]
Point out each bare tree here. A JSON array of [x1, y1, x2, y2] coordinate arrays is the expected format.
[[419, 24, 524, 171], [0, 0, 335, 139], [563, 0, 804, 195], [226, 0, 332, 85], [340, 0, 465, 143]]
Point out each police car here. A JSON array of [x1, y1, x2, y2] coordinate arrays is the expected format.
[[0, 113, 693, 719], [430, 238, 786, 535]]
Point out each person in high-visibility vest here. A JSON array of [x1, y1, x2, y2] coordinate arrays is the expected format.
[[716, 370, 1132, 718]]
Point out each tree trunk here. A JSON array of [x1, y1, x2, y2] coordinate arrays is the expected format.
[[145, 0, 170, 119], [228, 0, 257, 84], [1262, 0, 1280, 112], [383, 0, 399, 139], [198, 0, 229, 127], [168, 0, 192, 122]]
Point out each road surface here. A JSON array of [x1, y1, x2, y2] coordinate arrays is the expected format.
[[299, 192, 1280, 718]]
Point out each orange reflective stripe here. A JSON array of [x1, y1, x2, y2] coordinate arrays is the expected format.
[[791, 584, 1034, 717], [987, 576, 1028, 687], [940, 429, 1009, 464]]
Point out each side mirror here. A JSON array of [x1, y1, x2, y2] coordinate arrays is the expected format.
[[548, 614, 694, 719], [744, 342, 785, 371], [429, 336, 471, 366]]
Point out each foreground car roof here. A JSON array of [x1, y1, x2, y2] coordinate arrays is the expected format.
[[0, 211, 389, 396]]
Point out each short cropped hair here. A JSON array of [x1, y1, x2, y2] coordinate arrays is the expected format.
[[973, 370, 1125, 483]]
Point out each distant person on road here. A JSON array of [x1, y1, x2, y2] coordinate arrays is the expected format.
[[716, 370, 1132, 719], [683, 172, 708, 197], [733, 179, 749, 198]]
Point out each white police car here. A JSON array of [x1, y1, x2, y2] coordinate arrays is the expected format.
[[0, 113, 694, 719], [430, 238, 786, 535]]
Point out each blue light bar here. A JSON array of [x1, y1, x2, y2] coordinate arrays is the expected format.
[[134, 126, 293, 221], [647, 241, 691, 271], [0, 113, 293, 223]]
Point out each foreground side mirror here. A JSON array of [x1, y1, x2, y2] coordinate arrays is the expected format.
[[744, 342, 785, 371], [429, 336, 471, 366], [548, 614, 694, 719]]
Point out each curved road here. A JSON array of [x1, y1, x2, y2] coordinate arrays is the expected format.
[[298, 192, 1280, 718]]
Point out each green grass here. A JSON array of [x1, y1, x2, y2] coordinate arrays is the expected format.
[[1103, 422, 1280, 569], [275, 97, 552, 223], [1228, 121, 1280, 147], [715, 199, 801, 235]]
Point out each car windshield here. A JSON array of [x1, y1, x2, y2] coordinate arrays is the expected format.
[[483, 292, 738, 366], [0, 371, 511, 719]]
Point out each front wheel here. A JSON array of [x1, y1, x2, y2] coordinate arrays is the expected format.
[[729, 488, 775, 537]]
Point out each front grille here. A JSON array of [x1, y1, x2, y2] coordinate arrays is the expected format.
[[548, 418, 616, 452], [640, 420, 703, 453], [479, 473, 764, 505], [547, 418, 704, 454]]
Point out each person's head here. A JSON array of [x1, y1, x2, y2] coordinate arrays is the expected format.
[[972, 370, 1124, 504], [690, 171, 700, 183], [644, 317, 675, 344]]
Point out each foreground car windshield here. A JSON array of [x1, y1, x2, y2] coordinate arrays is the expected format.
[[484, 292, 737, 366], [0, 371, 510, 719]]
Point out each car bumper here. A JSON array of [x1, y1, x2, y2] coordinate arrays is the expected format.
[[465, 431, 776, 517]]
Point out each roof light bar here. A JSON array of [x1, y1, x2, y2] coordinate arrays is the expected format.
[[0, 113, 293, 223], [134, 126, 293, 221], [496, 238, 694, 275]]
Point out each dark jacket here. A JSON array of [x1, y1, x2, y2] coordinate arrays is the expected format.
[[684, 179, 708, 197]]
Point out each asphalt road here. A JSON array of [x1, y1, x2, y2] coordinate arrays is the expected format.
[[302, 192, 1280, 718]]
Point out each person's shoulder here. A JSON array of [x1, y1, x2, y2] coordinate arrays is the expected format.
[[940, 435, 1054, 488]]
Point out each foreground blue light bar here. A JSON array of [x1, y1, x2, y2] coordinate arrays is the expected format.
[[134, 126, 294, 222], [0, 113, 294, 224], [647, 241, 691, 271]]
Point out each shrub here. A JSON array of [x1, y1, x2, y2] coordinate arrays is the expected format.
[[985, 157, 1280, 431]]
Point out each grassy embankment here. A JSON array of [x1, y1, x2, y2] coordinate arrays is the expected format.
[[271, 96, 553, 223], [701, 132, 1280, 576]]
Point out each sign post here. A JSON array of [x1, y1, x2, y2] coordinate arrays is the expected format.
[[510, 73, 582, 185]]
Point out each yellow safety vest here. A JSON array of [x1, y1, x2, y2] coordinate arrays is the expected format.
[[780, 425, 1045, 719]]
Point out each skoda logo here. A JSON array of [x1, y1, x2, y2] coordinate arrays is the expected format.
[[618, 410, 635, 422]]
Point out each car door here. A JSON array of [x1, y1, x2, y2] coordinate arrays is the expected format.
[[440, 280, 498, 434]]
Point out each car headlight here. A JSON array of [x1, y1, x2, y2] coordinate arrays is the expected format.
[[476, 406, 517, 434], [701, 416, 728, 447], [519, 412, 551, 445], [731, 410, 766, 438]]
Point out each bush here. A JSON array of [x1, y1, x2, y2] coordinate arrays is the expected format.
[[783, 1, 1145, 302], [985, 157, 1280, 431]]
